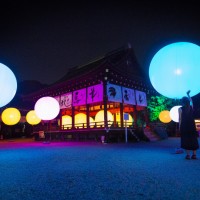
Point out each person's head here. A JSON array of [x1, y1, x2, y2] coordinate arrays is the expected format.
[[181, 96, 190, 106]]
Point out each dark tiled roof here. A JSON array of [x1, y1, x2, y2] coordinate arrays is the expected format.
[[52, 44, 145, 85]]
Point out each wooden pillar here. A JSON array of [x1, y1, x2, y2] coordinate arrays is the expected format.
[[86, 104, 90, 128], [103, 81, 108, 128], [133, 105, 138, 128], [120, 103, 124, 128], [72, 106, 75, 129]]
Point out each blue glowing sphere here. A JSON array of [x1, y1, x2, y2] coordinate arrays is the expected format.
[[0, 63, 17, 107], [149, 42, 200, 99]]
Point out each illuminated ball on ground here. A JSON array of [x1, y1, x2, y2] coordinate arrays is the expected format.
[[34, 96, 60, 120], [2, 107, 21, 125], [170, 105, 182, 123], [149, 42, 200, 99], [95, 110, 113, 127], [0, 63, 17, 107], [26, 110, 41, 125], [159, 110, 171, 123]]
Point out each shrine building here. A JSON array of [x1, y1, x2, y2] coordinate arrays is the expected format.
[[22, 44, 156, 141]]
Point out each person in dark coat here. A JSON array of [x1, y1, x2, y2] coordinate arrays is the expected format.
[[178, 90, 199, 159]]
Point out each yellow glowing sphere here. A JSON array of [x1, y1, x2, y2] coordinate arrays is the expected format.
[[159, 110, 171, 123], [62, 115, 72, 129], [95, 110, 113, 127], [116, 113, 133, 126], [2, 107, 21, 125], [26, 110, 41, 125]]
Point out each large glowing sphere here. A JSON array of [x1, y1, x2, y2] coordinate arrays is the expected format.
[[2, 107, 21, 125], [26, 110, 41, 125], [34, 96, 60, 120], [159, 110, 171, 123], [170, 105, 182, 123], [95, 110, 113, 127], [0, 63, 17, 107], [62, 115, 72, 129], [149, 42, 200, 99]]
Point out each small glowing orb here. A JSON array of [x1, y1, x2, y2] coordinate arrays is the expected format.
[[149, 42, 200, 99], [116, 113, 133, 127], [2, 107, 21, 125], [34, 96, 60, 120], [62, 115, 72, 129], [170, 105, 182, 123], [26, 110, 41, 125], [95, 110, 113, 127], [0, 63, 17, 107], [159, 110, 171, 123]]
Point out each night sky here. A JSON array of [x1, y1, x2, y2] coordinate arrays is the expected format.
[[0, 1, 200, 85]]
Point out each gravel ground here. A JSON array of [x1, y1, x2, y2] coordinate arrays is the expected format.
[[0, 137, 200, 200]]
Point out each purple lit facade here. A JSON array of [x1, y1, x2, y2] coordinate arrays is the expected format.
[[22, 45, 156, 141]]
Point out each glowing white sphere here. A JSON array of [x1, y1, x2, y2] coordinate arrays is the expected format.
[[26, 110, 41, 125], [2, 107, 21, 125], [170, 105, 182, 123], [149, 42, 200, 99], [34, 96, 60, 120], [0, 63, 17, 107], [95, 110, 113, 127]]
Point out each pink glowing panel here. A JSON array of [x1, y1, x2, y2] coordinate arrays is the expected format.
[[54, 92, 72, 109], [73, 88, 86, 106], [87, 83, 103, 104], [34, 96, 60, 120]]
